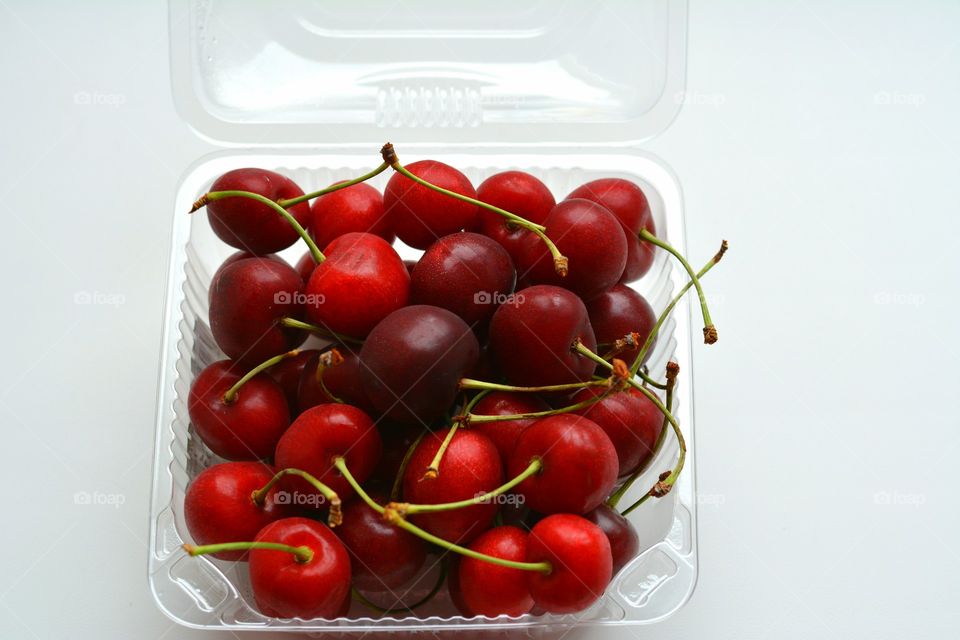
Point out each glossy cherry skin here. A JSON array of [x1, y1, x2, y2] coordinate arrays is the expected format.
[[476, 171, 555, 264], [411, 232, 516, 328], [572, 386, 663, 476], [384, 160, 479, 250], [488, 285, 597, 387], [209, 252, 287, 304], [403, 428, 503, 544], [452, 526, 534, 617], [209, 258, 306, 365], [368, 422, 424, 489], [297, 348, 374, 416], [206, 168, 312, 255], [188, 360, 291, 460], [294, 251, 318, 284], [470, 392, 550, 465], [509, 414, 618, 514], [310, 181, 394, 248], [335, 492, 426, 592], [304, 232, 410, 338], [267, 349, 318, 414], [249, 517, 351, 619], [273, 404, 382, 502], [585, 284, 657, 366], [360, 306, 479, 425], [525, 514, 612, 614], [583, 503, 640, 575], [184, 462, 292, 561], [517, 199, 627, 301]]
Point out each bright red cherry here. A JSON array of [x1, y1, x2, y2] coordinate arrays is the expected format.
[[476, 171, 555, 264], [585, 284, 657, 366], [452, 526, 534, 617], [571, 386, 663, 476], [384, 160, 478, 249], [470, 392, 550, 465], [310, 181, 394, 248], [583, 504, 640, 575]]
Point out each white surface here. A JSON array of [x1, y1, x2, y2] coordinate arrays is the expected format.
[[0, 1, 956, 639]]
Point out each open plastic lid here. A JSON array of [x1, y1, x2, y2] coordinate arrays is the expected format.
[[170, 0, 687, 146]]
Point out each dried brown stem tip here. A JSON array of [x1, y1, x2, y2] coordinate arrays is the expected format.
[[319, 348, 344, 368], [611, 358, 631, 384], [422, 468, 439, 481], [383, 504, 406, 524], [650, 480, 674, 498], [665, 361, 680, 384], [703, 324, 718, 345], [554, 256, 569, 277], [380, 142, 398, 166], [189, 194, 209, 213], [327, 498, 343, 528], [713, 239, 729, 264]]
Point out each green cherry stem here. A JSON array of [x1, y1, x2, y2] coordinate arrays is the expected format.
[[351, 558, 448, 615], [251, 467, 342, 527], [424, 390, 491, 478], [464, 393, 606, 425], [222, 350, 300, 404], [280, 317, 364, 346], [190, 190, 325, 264], [459, 377, 609, 394], [313, 348, 346, 404], [276, 162, 390, 209], [183, 541, 313, 564], [333, 457, 552, 574]]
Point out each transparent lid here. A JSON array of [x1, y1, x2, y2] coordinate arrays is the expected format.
[[170, 0, 687, 146]]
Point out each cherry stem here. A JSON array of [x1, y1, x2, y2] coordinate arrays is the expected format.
[[393, 458, 542, 515], [251, 467, 342, 527], [459, 377, 609, 394], [465, 392, 606, 424], [630, 240, 728, 375], [276, 162, 389, 209], [424, 390, 491, 478], [380, 143, 568, 277], [333, 457, 552, 574], [391, 430, 426, 501], [183, 541, 313, 564], [351, 558, 448, 615], [314, 348, 346, 404], [222, 350, 299, 404], [280, 317, 363, 345], [190, 190, 325, 264]]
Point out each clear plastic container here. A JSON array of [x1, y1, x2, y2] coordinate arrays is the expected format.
[[151, 0, 697, 633]]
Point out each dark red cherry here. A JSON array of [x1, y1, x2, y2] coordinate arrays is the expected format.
[[209, 252, 287, 304], [209, 258, 306, 365], [585, 284, 657, 366], [267, 349, 318, 414], [488, 285, 597, 387], [476, 171, 555, 264], [294, 251, 317, 283], [297, 348, 374, 415], [452, 526, 534, 617], [384, 160, 478, 249], [184, 462, 292, 561], [368, 422, 424, 489], [583, 503, 640, 575], [509, 414, 618, 514], [188, 360, 290, 460], [206, 168, 312, 254], [403, 428, 503, 544], [571, 386, 662, 476], [517, 199, 627, 300], [360, 306, 479, 425], [411, 232, 516, 328], [470, 392, 550, 465], [304, 232, 410, 338], [310, 181, 394, 248]]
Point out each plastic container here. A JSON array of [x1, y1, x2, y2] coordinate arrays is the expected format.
[[151, 0, 697, 633]]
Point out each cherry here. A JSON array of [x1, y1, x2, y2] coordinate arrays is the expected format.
[[310, 180, 394, 248], [470, 392, 550, 465], [368, 422, 423, 489], [297, 348, 373, 415], [274, 404, 382, 503], [583, 503, 640, 575], [266, 349, 318, 414], [294, 251, 316, 284], [517, 199, 627, 300], [304, 232, 410, 338], [410, 232, 516, 328], [488, 285, 597, 387], [188, 359, 290, 460], [476, 171, 555, 264], [402, 428, 502, 544], [335, 491, 426, 592], [205, 168, 312, 254], [525, 514, 612, 614], [184, 462, 292, 561], [571, 386, 663, 476], [451, 526, 534, 617], [585, 284, 657, 366], [508, 414, 618, 514], [360, 306, 479, 425], [209, 258, 306, 365], [209, 251, 287, 303], [384, 159, 478, 249]]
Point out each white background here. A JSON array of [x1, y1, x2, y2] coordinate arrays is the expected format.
[[1, 1, 957, 639]]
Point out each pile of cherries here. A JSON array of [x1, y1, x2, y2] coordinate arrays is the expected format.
[[182, 143, 725, 620]]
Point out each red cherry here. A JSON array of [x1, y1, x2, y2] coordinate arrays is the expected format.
[[248, 517, 351, 619], [274, 404, 382, 503], [583, 503, 640, 575], [266, 349, 318, 414], [206, 168, 312, 254], [476, 171, 555, 264], [470, 392, 550, 465], [184, 462, 292, 561], [188, 360, 290, 460], [209, 251, 287, 303], [452, 526, 534, 617], [335, 492, 426, 592], [368, 422, 423, 489], [402, 428, 503, 544], [294, 251, 317, 283], [488, 285, 597, 387], [384, 160, 478, 249], [585, 284, 657, 366], [508, 414, 618, 514], [411, 232, 516, 328], [517, 199, 627, 300], [209, 258, 306, 365], [571, 387, 663, 476], [297, 348, 374, 416], [525, 514, 612, 613], [360, 306, 479, 425], [310, 181, 394, 248], [304, 232, 410, 338]]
